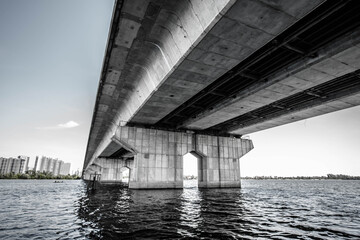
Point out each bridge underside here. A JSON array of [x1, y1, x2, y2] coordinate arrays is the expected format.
[[83, 0, 360, 188]]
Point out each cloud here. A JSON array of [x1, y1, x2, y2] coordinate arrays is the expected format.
[[37, 121, 80, 130], [58, 121, 79, 128]]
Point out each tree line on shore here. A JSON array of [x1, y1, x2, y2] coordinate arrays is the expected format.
[[0, 170, 81, 180], [241, 174, 360, 180]]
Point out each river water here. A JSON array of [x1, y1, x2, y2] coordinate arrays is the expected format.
[[0, 179, 359, 239]]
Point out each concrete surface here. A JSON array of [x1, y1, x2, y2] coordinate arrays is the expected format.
[[83, 0, 360, 188], [85, 126, 253, 189]]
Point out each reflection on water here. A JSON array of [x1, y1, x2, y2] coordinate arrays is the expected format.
[[178, 180, 202, 237], [0, 179, 359, 239]]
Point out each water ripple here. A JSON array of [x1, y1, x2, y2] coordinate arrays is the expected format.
[[0, 179, 359, 239]]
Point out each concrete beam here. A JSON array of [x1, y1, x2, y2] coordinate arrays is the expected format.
[[183, 27, 360, 130], [231, 92, 360, 135], [130, 0, 324, 126]]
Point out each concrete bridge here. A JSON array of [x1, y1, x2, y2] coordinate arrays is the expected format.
[[83, 0, 360, 189]]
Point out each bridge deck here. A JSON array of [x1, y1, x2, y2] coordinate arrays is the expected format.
[[84, 0, 360, 170]]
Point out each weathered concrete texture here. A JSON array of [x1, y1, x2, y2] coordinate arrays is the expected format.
[[84, 0, 341, 175], [230, 92, 360, 135], [98, 140, 123, 158], [85, 0, 325, 170], [85, 0, 236, 170], [122, 0, 236, 123], [83, 158, 133, 184], [130, 0, 324, 125], [106, 126, 254, 189], [184, 27, 360, 130]]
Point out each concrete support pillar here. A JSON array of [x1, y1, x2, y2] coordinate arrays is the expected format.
[[83, 158, 133, 185], [110, 126, 253, 189], [123, 127, 189, 189], [196, 135, 254, 188]]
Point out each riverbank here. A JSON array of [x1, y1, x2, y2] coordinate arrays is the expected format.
[[241, 174, 360, 180], [0, 172, 80, 180]]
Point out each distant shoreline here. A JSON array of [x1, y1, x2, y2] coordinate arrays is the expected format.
[[0, 178, 80, 180], [241, 178, 360, 180], [0, 171, 81, 180], [241, 174, 360, 180]]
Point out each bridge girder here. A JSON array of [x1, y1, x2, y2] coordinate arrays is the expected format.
[[84, 0, 360, 171]]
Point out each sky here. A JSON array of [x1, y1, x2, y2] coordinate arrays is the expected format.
[[0, 0, 115, 173], [240, 106, 360, 177], [1, 1, 359, 177]]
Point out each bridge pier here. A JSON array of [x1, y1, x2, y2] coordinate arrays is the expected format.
[[83, 157, 133, 185], [85, 126, 253, 189]]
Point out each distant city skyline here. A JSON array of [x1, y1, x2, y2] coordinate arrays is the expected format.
[[37, 156, 71, 176], [0, 155, 72, 176], [1, 0, 359, 177]]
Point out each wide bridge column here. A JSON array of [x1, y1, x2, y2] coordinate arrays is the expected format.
[[83, 158, 133, 185], [111, 126, 253, 189]]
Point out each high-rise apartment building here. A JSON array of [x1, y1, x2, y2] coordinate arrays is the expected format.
[[59, 163, 71, 175], [37, 156, 71, 176], [34, 156, 39, 171], [18, 156, 30, 173], [0, 157, 26, 174], [39, 156, 55, 173]]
